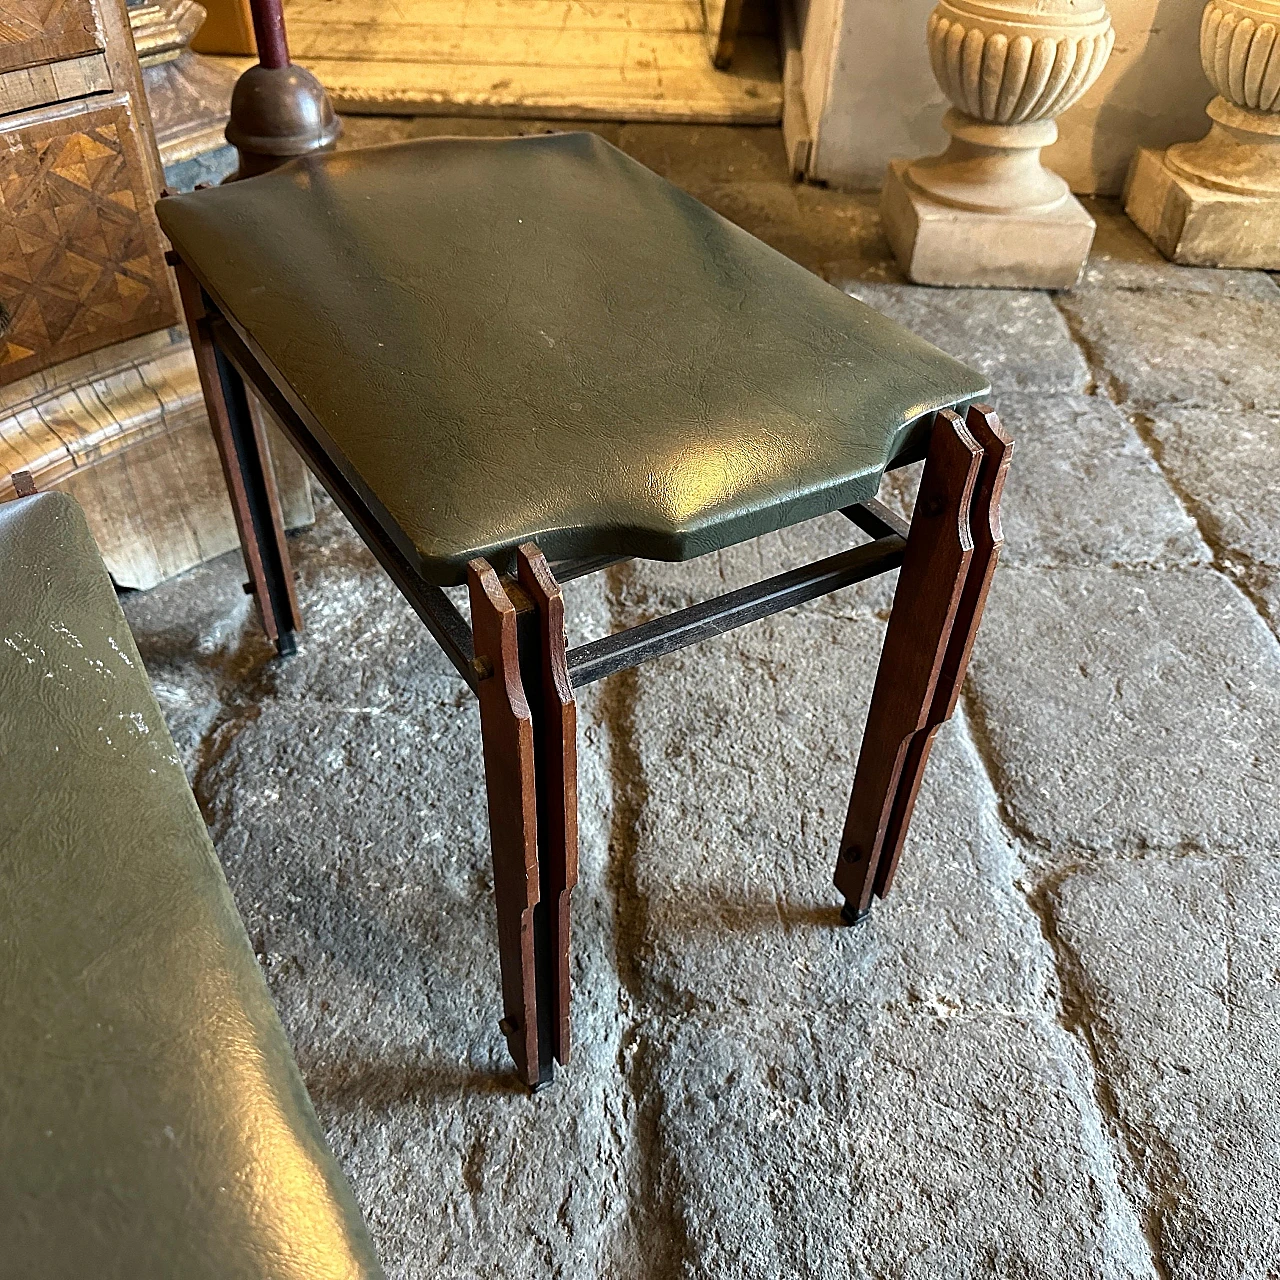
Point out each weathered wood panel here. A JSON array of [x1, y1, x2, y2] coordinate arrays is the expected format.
[[206, 0, 781, 122]]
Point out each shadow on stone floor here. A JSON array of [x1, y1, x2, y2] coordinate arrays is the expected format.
[[299, 1052, 530, 1110]]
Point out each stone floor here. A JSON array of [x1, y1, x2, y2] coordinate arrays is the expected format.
[[123, 122, 1280, 1279]]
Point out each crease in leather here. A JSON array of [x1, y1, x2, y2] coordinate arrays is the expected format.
[[158, 132, 990, 585], [0, 493, 384, 1280]]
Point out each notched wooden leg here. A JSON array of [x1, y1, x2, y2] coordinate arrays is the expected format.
[[871, 405, 1013, 900], [174, 258, 301, 656], [834, 409, 984, 920], [468, 558, 545, 1089], [516, 543, 578, 1068]]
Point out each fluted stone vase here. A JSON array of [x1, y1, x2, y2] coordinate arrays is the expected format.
[[1126, 0, 1280, 267], [882, 0, 1115, 288]]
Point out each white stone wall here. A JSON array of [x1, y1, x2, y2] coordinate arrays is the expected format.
[[796, 0, 1214, 195]]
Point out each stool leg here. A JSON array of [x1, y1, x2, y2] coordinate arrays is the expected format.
[[174, 260, 301, 656], [834, 409, 983, 923], [871, 406, 1013, 901], [468, 558, 549, 1089], [516, 544, 578, 1067]]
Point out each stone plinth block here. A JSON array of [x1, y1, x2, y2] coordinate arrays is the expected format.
[[881, 159, 1096, 290], [1125, 144, 1280, 269]]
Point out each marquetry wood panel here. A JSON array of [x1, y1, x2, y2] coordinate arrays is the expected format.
[[0, 95, 178, 386], [0, 0, 105, 76]]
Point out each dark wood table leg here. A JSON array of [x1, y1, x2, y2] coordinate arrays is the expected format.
[[468, 557, 549, 1089], [870, 405, 1013, 901], [834, 409, 984, 923], [174, 259, 301, 656], [516, 544, 579, 1067]]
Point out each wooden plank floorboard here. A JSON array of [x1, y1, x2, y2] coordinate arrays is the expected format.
[[254, 0, 781, 121]]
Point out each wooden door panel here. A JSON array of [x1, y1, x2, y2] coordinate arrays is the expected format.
[[0, 0, 106, 75], [0, 94, 179, 385]]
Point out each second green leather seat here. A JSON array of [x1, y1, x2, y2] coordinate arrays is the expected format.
[[156, 132, 989, 585], [0, 493, 384, 1280]]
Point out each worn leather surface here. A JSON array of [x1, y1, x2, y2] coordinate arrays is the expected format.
[[158, 132, 989, 585], [0, 493, 383, 1279]]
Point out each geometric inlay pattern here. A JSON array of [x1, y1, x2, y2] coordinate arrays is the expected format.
[[0, 0, 103, 75], [0, 96, 177, 386]]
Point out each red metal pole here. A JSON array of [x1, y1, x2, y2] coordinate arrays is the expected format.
[[249, 0, 291, 69]]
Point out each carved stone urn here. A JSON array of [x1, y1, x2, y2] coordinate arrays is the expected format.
[[881, 0, 1115, 288], [1126, 0, 1280, 267]]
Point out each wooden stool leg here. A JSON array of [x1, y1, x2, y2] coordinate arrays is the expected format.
[[516, 544, 579, 1067], [870, 405, 1013, 901], [834, 409, 983, 922], [174, 260, 301, 655], [468, 558, 549, 1089]]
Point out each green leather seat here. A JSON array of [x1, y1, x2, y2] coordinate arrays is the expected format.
[[156, 132, 989, 586], [0, 492, 383, 1279]]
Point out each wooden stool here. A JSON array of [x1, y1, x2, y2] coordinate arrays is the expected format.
[[158, 134, 1011, 1089]]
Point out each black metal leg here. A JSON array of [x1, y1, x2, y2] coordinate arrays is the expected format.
[[174, 258, 301, 656], [212, 345, 302, 656]]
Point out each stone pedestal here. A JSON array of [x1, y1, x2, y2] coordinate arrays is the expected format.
[[883, 159, 1098, 290], [881, 0, 1114, 289], [1125, 2, 1280, 268]]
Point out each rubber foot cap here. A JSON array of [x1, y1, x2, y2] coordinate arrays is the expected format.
[[841, 900, 872, 927]]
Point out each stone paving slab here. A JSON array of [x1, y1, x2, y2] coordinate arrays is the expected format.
[[616, 600, 1155, 1277], [644, 1006, 1155, 1280], [1050, 855, 1280, 1280], [1055, 286, 1280, 410], [965, 566, 1280, 858], [619, 603, 1043, 1015], [840, 282, 1091, 394], [993, 392, 1207, 569], [1080, 204, 1280, 300], [1142, 406, 1280, 635]]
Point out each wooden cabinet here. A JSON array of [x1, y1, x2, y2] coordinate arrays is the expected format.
[[0, 0, 177, 387]]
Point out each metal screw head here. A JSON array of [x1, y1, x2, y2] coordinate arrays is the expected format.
[[842, 844, 863, 863], [472, 655, 494, 681], [498, 1017, 517, 1036]]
